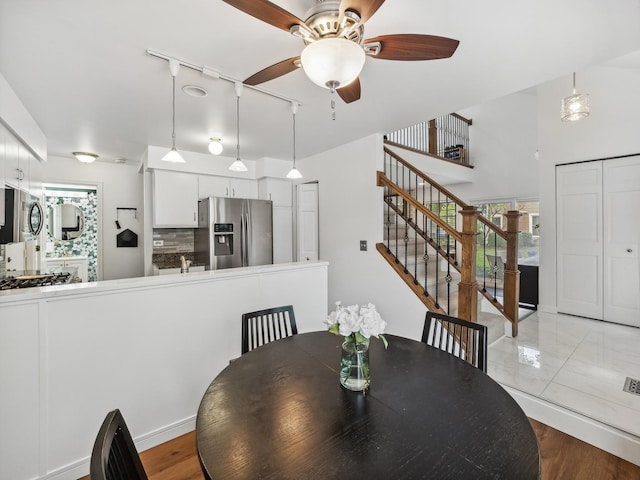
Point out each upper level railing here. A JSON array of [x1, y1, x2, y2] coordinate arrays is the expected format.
[[385, 113, 472, 167], [378, 147, 521, 335]]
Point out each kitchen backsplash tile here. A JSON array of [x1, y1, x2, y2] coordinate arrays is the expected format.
[[152, 228, 194, 254]]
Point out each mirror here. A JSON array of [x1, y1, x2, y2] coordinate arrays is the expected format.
[[28, 201, 44, 236], [47, 204, 84, 241]]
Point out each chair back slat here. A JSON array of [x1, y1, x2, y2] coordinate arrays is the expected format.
[[422, 311, 488, 372], [91, 409, 148, 480], [242, 305, 298, 354]]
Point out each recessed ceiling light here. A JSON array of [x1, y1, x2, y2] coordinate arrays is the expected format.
[[182, 85, 208, 97]]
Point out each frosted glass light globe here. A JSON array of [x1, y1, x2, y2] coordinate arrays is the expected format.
[[301, 37, 365, 89]]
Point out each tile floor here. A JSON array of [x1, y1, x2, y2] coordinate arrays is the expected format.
[[488, 311, 640, 438]]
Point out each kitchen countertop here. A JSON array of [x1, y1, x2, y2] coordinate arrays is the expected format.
[[0, 261, 329, 304]]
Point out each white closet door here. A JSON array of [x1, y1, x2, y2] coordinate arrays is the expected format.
[[556, 162, 603, 319], [603, 157, 640, 326], [297, 183, 319, 262]]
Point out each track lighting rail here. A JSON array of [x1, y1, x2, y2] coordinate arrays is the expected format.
[[146, 49, 302, 107]]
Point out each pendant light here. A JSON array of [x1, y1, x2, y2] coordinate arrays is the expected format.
[[162, 59, 186, 163], [561, 72, 590, 122], [229, 82, 248, 172], [286, 102, 303, 179]]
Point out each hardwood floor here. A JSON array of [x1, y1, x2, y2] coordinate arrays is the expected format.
[[81, 420, 640, 480]]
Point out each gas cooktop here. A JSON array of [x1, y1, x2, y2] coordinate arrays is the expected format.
[[0, 272, 73, 290]]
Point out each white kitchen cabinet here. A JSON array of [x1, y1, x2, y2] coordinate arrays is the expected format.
[[153, 170, 198, 227], [198, 175, 257, 199], [4, 127, 22, 189], [43, 256, 89, 282], [0, 124, 5, 227], [258, 178, 292, 207]]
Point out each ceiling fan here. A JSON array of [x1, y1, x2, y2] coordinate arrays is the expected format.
[[222, 0, 460, 103]]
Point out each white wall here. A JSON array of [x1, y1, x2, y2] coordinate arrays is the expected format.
[[41, 156, 144, 280], [537, 66, 640, 311], [298, 134, 428, 340], [0, 262, 328, 480], [449, 92, 539, 202]]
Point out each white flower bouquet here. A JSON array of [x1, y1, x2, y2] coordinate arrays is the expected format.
[[325, 301, 388, 348]]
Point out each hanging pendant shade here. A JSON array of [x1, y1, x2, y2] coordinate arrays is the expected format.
[[229, 82, 248, 172], [561, 72, 590, 122], [162, 59, 185, 163]]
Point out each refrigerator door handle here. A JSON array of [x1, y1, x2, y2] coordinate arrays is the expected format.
[[244, 212, 249, 266]]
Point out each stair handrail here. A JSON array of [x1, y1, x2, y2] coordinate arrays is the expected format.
[[384, 146, 507, 239], [380, 147, 521, 334]]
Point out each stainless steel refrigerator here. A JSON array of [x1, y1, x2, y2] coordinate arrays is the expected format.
[[194, 197, 273, 270]]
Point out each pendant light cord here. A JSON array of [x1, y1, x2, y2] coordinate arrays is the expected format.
[[171, 75, 177, 149], [292, 111, 297, 167], [236, 94, 241, 161]]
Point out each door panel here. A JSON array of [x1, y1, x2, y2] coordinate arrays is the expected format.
[[603, 158, 640, 326], [556, 162, 603, 319], [297, 183, 319, 262]]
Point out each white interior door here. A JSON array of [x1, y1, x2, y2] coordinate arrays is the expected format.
[[297, 183, 319, 262], [603, 157, 640, 326], [556, 162, 603, 319]]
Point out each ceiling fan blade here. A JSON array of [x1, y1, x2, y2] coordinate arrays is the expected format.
[[340, 0, 386, 24], [222, 0, 304, 33], [365, 34, 459, 61], [337, 78, 361, 103], [244, 57, 301, 86]]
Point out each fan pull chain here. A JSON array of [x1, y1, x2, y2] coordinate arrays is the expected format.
[[327, 80, 338, 121], [331, 94, 336, 121]]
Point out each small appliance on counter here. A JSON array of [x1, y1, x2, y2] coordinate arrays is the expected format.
[[195, 197, 273, 270]]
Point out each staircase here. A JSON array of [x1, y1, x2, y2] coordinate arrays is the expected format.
[[377, 142, 522, 339]]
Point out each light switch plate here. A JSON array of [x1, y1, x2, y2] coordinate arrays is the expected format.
[[360, 240, 367, 251]]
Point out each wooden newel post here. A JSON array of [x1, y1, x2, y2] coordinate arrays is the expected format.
[[503, 210, 521, 337], [428, 119, 437, 156], [458, 206, 479, 322]]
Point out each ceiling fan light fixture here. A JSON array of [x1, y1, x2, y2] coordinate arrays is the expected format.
[[561, 72, 590, 122], [73, 152, 98, 163], [301, 37, 365, 89], [208, 137, 223, 155]]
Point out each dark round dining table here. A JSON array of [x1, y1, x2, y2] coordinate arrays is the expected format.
[[196, 331, 540, 479]]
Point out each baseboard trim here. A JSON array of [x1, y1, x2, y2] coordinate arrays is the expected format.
[[504, 385, 640, 466], [39, 415, 196, 480]]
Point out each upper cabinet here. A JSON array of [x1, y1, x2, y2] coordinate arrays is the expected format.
[[198, 175, 257, 199], [4, 126, 21, 189], [153, 170, 198, 228], [258, 178, 292, 207], [1, 123, 42, 196]]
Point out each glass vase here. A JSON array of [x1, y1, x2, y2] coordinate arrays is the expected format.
[[340, 338, 370, 391]]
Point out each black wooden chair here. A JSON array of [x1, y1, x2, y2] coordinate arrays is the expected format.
[[421, 311, 488, 372], [242, 305, 298, 354], [90, 409, 148, 480]]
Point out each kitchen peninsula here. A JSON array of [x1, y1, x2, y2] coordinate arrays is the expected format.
[[0, 261, 328, 480]]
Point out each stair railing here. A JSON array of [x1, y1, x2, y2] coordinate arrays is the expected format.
[[385, 113, 472, 166], [378, 147, 521, 335]]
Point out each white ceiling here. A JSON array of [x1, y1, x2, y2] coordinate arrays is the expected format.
[[1, 0, 640, 165]]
